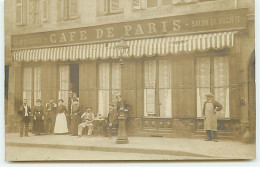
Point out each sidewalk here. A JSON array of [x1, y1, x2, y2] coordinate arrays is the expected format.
[[5, 133, 256, 160]]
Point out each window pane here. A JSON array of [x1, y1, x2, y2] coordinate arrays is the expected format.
[[159, 60, 172, 117], [34, 67, 41, 106], [147, 0, 158, 8], [112, 63, 121, 104], [144, 61, 156, 117], [214, 56, 229, 118], [59, 65, 70, 107], [29, 0, 40, 24], [23, 67, 32, 107], [99, 63, 110, 89], [196, 57, 211, 117], [162, 0, 172, 6]]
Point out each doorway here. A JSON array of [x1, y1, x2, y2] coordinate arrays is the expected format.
[[70, 64, 79, 97]]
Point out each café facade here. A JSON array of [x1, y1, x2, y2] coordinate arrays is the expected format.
[[10, 8, 252, 137]]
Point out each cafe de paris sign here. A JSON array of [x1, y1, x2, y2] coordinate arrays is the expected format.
[[12, 8, 247, 49]]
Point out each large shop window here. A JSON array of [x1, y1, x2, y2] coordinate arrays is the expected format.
[[16, 0, 48, 25], [144, 60, 172, 117], [97, 0, 123, 15], [60, 0, 79, 20], [196, 56, 229, 118], [98, 63, 121, 117], [23, 67, 41, 108]]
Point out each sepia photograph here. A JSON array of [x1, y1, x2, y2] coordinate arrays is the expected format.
[[4, 0, 256, 161]]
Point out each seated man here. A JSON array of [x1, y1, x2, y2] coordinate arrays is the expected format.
[[77, 106, 94, 138]]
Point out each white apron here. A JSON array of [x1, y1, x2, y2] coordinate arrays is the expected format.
[[204, 102, 217, 131], [54, 113, 68, 134]]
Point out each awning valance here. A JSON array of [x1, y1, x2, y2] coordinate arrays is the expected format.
[[13, 32, 237, 62]]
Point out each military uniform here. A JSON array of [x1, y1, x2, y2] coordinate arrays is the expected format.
[[33, 105, 45, 135]]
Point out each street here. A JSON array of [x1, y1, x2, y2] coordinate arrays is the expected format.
[[5, 146, 206, 161]]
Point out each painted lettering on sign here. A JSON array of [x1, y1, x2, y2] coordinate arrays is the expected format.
[[11, 9, 247, 49]]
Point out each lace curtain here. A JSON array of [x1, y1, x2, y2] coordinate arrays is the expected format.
[[196, 56, 229, 118], [111, 63, 121, 104], [98, 63, 110, 117], [33, 67, 41, 106], [144, 60, 156, 117], [58, 65, 69, 108], [23, 67, 32, 107], [214, 56, 229, 118], [159, 60, 172, 117]]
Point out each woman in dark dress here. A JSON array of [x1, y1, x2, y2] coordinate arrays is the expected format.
[[32, 99, 45, 135]]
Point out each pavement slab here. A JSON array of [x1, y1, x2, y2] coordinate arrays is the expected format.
[[5, 133, 256, 161]]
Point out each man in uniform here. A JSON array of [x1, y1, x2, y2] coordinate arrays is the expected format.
[[78, 106, 95, 138], [70, 98, 81, 136], [32, 99, 45, 136], [202, 93, 223, 142], [17, 99, 31, 137], [45, 98, 57, 134]]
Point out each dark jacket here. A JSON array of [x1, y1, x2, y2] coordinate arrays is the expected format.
[[17, 105, 31, 123]]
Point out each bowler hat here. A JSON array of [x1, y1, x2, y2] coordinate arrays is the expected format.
[[36, 99, 41, 102], [58, 99, 64, 102], [86, 106, 92, 109]]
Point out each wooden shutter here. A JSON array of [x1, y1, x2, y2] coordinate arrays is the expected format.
[[16, 0, 27, 25], [97, 0, 108, 15], [69, 0, 78, 19], [40, 0, 48, 22], [110, 0, 123, 14], [172, 57, 195, 118], [229, 55, 240, 119]]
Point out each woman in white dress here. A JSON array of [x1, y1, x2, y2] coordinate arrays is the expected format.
[[54, 99, 68, 134]]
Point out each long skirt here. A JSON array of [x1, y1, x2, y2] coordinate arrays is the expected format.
[[54, 113, 68, 134]]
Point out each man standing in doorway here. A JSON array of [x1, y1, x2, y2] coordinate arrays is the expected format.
[[202, 93, 223, 142], [70, 98, 81, 136], [17, 99, 31, 137]]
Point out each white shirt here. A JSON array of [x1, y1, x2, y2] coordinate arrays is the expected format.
[[24, 105, 28, 116]]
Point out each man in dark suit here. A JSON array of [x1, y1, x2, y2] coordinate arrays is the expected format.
[[17, 99, 31, 137], [45, 98, 57, 134]]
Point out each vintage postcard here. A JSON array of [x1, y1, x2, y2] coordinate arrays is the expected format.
[[4, 0, 255, 161]]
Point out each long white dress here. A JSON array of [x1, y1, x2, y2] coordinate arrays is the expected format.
[[54, 112, 68, 134]]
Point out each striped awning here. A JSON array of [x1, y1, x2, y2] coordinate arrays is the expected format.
[[13, 31, 237, 62]]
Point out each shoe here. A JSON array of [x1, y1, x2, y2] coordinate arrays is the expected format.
[[214, 139, 218, 142], [87, 135, 91, 138], [20, 135, 23, 137], [77, 136, 81, 138], [205, 139, 212, 141], [25, 135, 29, 137]]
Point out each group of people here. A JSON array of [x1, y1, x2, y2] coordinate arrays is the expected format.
[[17, 92, 124, 138], [17, 91, 223, 142]]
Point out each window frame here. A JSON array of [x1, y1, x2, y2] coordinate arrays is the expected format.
[[22, 65, 42, 108], [97, 0, 124, 16], [59, 0, 79, 21], [143, 58, 172, 118]]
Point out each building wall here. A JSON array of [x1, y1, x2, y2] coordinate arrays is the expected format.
[[5, 0, 255, 138]]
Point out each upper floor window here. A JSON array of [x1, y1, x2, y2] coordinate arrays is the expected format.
[[97, 0, 124, 16], [59, 0, 79, 21], [16, 0, 48, 26], [132, 0, 215, 10]]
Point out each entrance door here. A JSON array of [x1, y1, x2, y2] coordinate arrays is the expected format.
[[58, 64, 79, 107]]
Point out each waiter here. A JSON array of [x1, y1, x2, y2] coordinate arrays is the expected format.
[[202, 93, 223, 142], [17, 99, 31, 137]]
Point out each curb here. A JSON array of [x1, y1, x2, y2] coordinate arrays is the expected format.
[[6, 142, 215, 159]]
